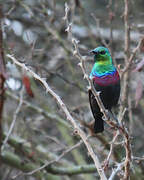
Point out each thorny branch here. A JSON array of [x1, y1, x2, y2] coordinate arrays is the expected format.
[[73, 39, 109, 120], [0, 4, 6, 158], [6, 54, 107, 180], [64, 2, 132, 180], [72, 39, 132, 179]]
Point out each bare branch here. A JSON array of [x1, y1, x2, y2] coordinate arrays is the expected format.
[[7, 54, 107, 180], [0, 3, 6, 158]]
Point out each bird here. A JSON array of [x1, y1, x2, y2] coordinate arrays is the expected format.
[[89, 46, 120, 133]]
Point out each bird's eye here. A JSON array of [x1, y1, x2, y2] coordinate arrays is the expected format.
[[100, 50, 106, 55]]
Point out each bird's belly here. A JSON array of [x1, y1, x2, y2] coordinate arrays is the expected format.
[[94, 81, 120, 110]]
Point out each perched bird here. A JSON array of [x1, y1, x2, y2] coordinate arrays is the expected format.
[[89, 46, 120, 133]]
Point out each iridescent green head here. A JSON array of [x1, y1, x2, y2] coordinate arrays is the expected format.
[[90, 46, 115, 77], [91, 46, 112, 65]]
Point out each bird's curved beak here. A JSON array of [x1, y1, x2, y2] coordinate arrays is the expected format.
[[89, 50, 98, 55]]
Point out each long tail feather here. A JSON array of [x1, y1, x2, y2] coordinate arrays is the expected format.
[[93, 112, 104, 133]]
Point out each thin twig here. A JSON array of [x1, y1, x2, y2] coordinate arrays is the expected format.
[[108, 162, 125, 180], [1, 87, 24, 152], [6, 90, 70, 128], [24, 139, 84, 176], [103, 131, 119, 170], [45, 134, 67, 149], [90, 13, 108, 48], [121, 38, 143, 78], [12, 140, 84, 179]]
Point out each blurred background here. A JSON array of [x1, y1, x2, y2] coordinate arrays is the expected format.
[[1, 0, 144, 179]]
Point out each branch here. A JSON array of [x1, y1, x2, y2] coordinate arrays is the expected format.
[[65, 5, 132, 180], [64, 3, 114, 125], [72, 39, 109, 121], [69, 22, 132, 180], [45, 164, 97, 175], [4, 131, 139, 178], [3, 132, 74, 167], [1, 87, 24, 152], [108, 162, 125, 180], [124, 0, 130, 63], [122, 0, 132, 179], [0, 3, 6, 158], [121, 38, 143, 78], [6, 54, 107, 180], [1, 151, 61, 180], [24, 139, 84, 176], [1, 150, 99, 176], [6, 90, 70, 129], [103, 131, 119, 170]]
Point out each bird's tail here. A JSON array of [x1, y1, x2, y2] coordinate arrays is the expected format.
[[94, 112, 104, 133]]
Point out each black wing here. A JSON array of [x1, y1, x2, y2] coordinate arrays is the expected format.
[[88, 90, 104, 133]]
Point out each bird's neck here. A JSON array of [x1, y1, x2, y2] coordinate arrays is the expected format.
[[90, 61, 116, 78]]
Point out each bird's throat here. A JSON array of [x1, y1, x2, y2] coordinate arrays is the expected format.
[[92, 63, 116, 77]]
